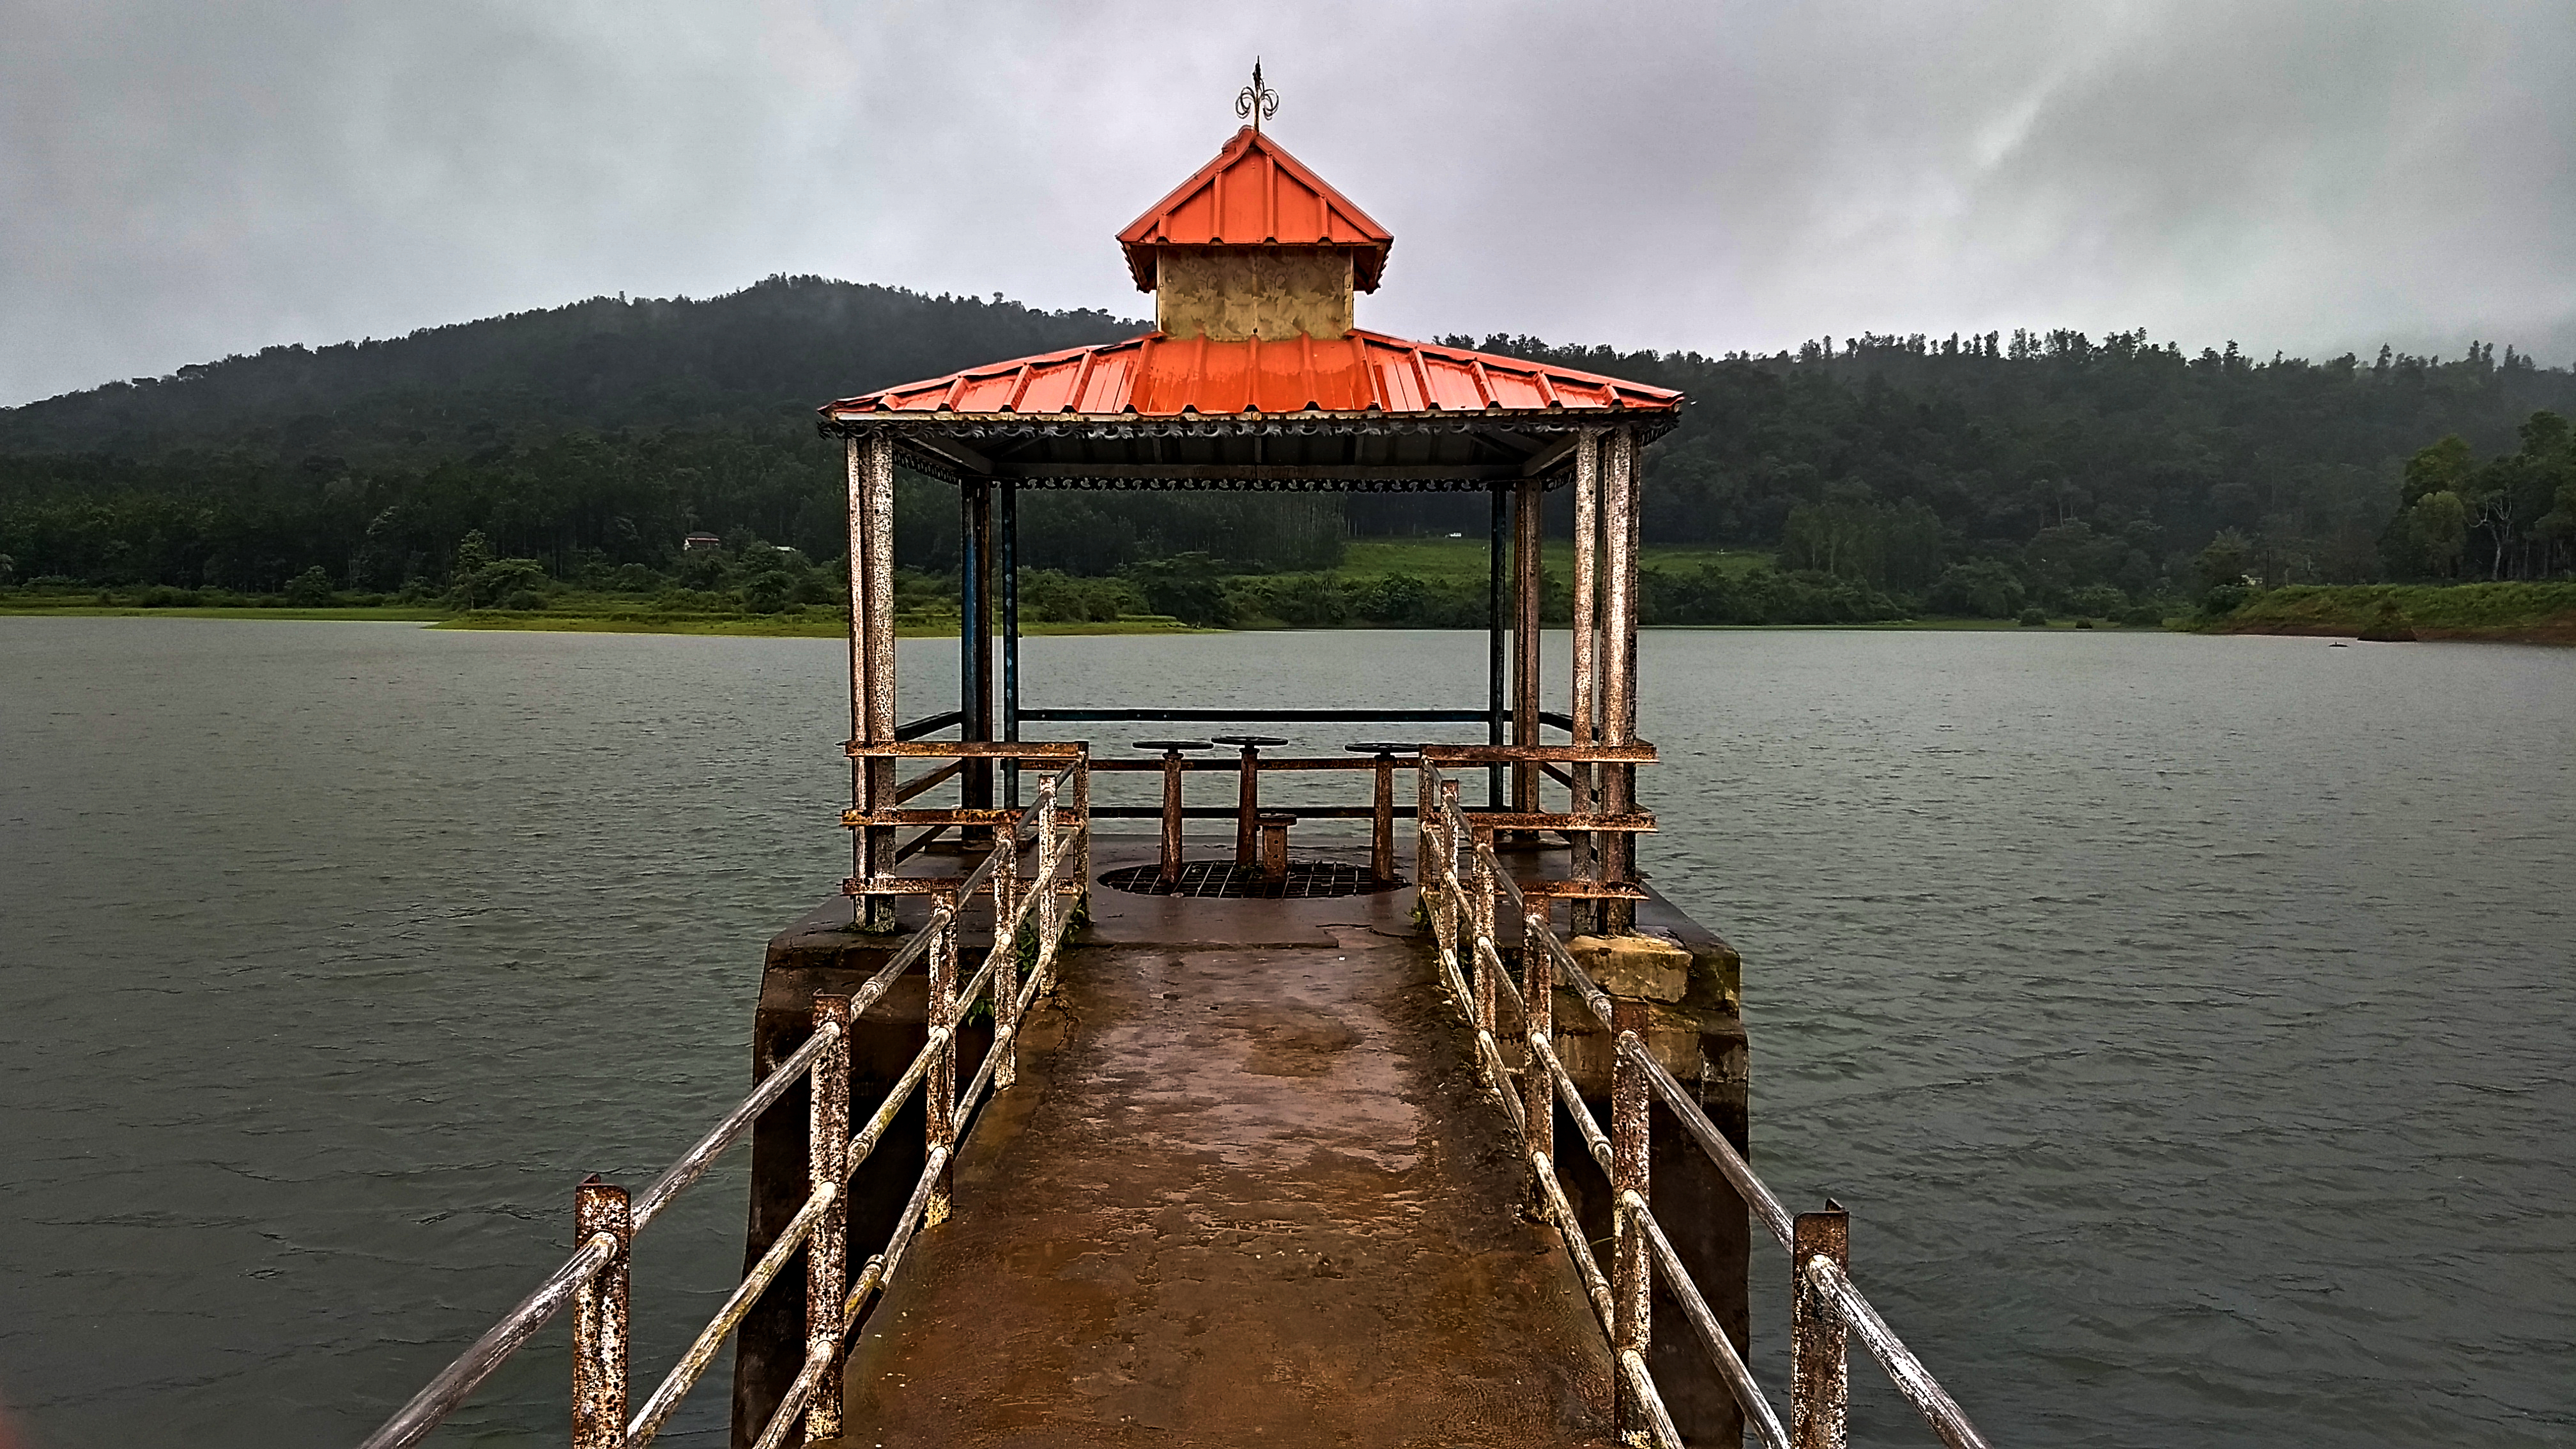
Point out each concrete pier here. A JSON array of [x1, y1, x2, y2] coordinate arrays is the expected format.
[[734, 839, 1748, 1447]]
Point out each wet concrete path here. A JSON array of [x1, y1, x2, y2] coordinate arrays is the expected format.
[[836, 913, 1614, 1447]]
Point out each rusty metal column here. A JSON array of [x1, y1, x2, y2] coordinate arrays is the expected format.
[[1487, 484, 1508, 808], [991, 827, 1020, 1092], [965, 480, 997, 834], [1469, 832, 1499, 1091], [1569, 431, 1602, 935], [1512, 474, 1544, 826], [1602, 427, 1639, 931], [860, 434, 899, 931], [570, 1177, 630, 1449], [1519, 904, 1554, 1167], [1793, 1203, 1851, 1449], [925, 898, 958, 1228], [803, 995, 850, 1445], [1610, 999, 1652, 1443], [1160, 748, 1187, 887], [860, 433, 880, 917]]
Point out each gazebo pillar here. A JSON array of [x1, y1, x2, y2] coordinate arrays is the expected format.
[[848, 434, 898, 931], [1602, 425, 1639, 932], [962, 479, 997, 835], [1511, 474, 1544, 832]]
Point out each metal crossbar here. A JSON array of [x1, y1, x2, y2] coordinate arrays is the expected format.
[[355, 763, 1089, 1449], [1416, 760, 1993, 1449]]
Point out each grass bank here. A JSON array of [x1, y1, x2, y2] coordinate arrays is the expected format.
[[2196, 583, 2576, 644]]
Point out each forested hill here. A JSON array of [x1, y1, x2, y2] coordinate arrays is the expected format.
[[0, 276, 1138, 461], [3, 275, 2573, 607]]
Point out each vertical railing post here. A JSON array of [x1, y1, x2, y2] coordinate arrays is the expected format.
[[1415, 762, 1436, 926], [925, 894, 958, 1228], [1071, 755, 1091, 912], [803, 995, 850, 1445], [1470, 834, 1499, 1086], [1519, 905, 1553, 1167], [992, 813, 1020, 1092], [1792, 1202, 1851, 1449], [1438, 779, 1464, 967], [570, 1177, 630, 1449], [1610, 999, 1652, 1444], [1033, 772, 1061, 990]]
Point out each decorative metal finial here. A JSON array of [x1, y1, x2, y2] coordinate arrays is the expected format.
[[1236, 59, 1280, 132]]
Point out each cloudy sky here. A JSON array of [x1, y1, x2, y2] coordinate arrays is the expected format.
[[4, 0, 2571, 405]]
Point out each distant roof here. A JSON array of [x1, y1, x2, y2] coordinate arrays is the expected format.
[[1116, 127, 1394, 293], [822, 330, 1682, 419]]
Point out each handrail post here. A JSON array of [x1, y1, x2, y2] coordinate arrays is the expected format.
[[992, 817, 1021, 1092], [570, 1177, 630, 1449], [1470, 834, 1499, 1087], [1072, 756, 1091, 907], [1792, 1202, 1851, 1449], [1519, 905, 1553, 1169], [1610, 1000, 1652, 1444], [1033, 774, 1061, 990], [803, 995, 850, 1445], [1414, 762, 1435, 926], [1439, 779, 1463, 964], [926, 894, 958, 1229]]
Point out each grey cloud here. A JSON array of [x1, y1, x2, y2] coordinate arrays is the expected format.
[[3, 0, 2570, 406]]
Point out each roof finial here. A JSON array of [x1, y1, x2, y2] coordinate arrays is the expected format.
[[1235, 58, 1280, 133]]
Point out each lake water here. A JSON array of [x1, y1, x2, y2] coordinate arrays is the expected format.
[[1, 619, 2568, 1447]]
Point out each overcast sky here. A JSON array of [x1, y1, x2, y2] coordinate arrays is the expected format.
[[4, 0, 2572, 406]]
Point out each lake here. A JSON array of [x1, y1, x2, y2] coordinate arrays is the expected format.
[[1, 619, 2568, 1446]]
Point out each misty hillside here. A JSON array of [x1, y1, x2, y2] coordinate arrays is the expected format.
[[0, 275, 1139, 461], [4, 275, 2573, 602]]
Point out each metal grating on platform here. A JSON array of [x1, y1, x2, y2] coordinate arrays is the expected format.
[[1100, 859, 1404, 900]]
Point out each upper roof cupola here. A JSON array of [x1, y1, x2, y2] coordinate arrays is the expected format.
[[1116, 70, 1392, 342]]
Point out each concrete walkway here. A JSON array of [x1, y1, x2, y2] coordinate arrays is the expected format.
[[834, 905, 1614, 1447]]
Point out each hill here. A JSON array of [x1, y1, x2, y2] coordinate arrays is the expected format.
[[3, 281, 2573, 620]]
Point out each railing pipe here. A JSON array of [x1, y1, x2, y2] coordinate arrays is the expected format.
[[1632, 1196, 1791, 1449], [353, 1235, 617, 1449], [924, 896, 958, 1229], [1520, 905, 1555, 1167], [625, 1180, 836, 1448], [1621, 1037, 1793, 1250], [993, 829, 1021, 1092], [1812, 1257, 1995, 1449]]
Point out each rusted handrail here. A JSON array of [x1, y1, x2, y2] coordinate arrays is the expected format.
[[358, 764, 1089, 1449], [1416, 760, 1991, 1449]]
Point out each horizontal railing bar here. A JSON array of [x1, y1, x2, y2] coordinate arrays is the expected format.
[[1620, 1037, 1793, 1251], [1630, 1195, 1792, 1449], [896, 760, 966, 802], [1618, 1348, 1687, 1449], [353, 1232, 616, 1449], [893, 710, 964, 742], [625, 1182, 837, 1448], [1084, 804, 1408, 820], [1089, 756, 1389, 771], [839, 1140, 951, 1322], [847, 740, 1088, 759], [1421, 742, 1656, 763], [1018, 707, 1571, 725], [631, 900, 956, 1230], [1532, 1149, 1614, 1335], [1811, 1257, 1994, 1449], [746, 1337, 836, 1449]]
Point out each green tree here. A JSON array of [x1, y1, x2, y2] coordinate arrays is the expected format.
[[283, 565, 334, 606], [2195, 530, 2258, 590]]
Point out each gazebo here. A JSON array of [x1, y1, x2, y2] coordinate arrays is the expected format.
[[818, 99, 1682, 934]]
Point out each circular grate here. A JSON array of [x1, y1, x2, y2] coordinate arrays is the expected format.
[[1100, 859, 1404, 900]]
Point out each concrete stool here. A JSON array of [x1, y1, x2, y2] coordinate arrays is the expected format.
[[1209, 734, 1290, 867], [1346, 742, 1422, 884], [1133, 740, 1214, 888], [1255, 811, 1298, 885]]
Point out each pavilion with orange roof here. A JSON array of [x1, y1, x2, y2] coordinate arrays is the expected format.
[[821, 86, 1681, 937]]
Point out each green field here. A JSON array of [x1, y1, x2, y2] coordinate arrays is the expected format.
[[2201, 582, 2576, 644], [1336, 538, 1772, 582]]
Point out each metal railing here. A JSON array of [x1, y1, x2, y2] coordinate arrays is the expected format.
[[1417, 760, 1992, 1449], [356, 763, 1089, 1449]]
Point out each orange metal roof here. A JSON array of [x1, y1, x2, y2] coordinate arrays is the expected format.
[[822, 331, 1682, 418], [1116, 127, 1395, 293]]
